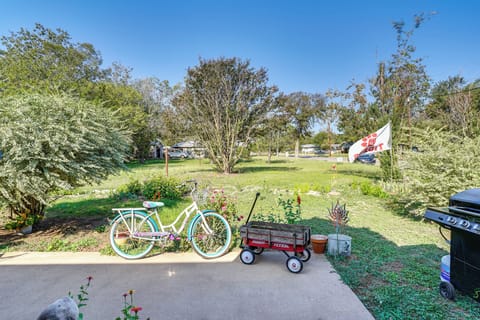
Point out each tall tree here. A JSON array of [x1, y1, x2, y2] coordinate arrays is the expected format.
[[133, 77, 181, 146], [85, 81, 151, 162], [255, 96, 290, 162], [282, 92, 325, 158], [173, 57, 277, 173], [426, 77, 480, 137], [0, 23, 105, 95], [337, 82, 375, 142], [370, 14, 431, 147], [323, 90, 342, 156]]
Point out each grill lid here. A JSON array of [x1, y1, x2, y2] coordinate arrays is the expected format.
[[449, 188, 480, 214]]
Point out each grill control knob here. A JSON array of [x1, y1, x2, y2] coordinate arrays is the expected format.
[[460, 220, 470, 228], [447, 216, 457, 225]]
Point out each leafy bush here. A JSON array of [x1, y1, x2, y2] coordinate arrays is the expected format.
[[113, 176, 184, 201], [142, 176, 183, 200], [361, 182, 388, 198], [0, 94, 130, 225], [398, 127, 480, 214], [204, 189, 241, 223], [116, 180, 143, 197], [351, 180, 389, 198]]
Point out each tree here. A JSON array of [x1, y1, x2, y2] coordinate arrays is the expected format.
[[133, 77, 181, 146], [371, 14, 431, 148], [173, 57, 277, 173], [337, 82, 375, 142], [257, 111, 290, 162], [282, 92, 325, 158], [0, 23, 105, 95], [426, 77, 480, 137], [323, 90, 342, 156], [0, 94, 130, 224], [311, 131, 332, 150]]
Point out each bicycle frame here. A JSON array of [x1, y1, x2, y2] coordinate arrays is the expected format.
[[110, 179, 233, 260], [111, 191, 214, 242]]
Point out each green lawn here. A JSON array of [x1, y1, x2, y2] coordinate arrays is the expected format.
[[44, 156, 480, 319]]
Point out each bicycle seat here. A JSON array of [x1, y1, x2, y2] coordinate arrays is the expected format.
[[142, 201, 164, 209]]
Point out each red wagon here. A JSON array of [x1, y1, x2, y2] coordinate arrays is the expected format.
[[239, 193, 312, 273]]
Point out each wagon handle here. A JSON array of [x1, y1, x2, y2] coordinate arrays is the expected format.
[[245, 192, 260, 224]]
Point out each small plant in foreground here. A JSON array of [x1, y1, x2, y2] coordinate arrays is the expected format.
[[5, 211, 42, 231], [68, 277, 150, 319], [328, 200, 349, 235], [117, 289, 149, 320], [69, 276, 92, 320]]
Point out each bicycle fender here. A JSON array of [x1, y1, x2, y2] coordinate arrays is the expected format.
[[110, 210, 159, 231], [187, 210, 216, 241]]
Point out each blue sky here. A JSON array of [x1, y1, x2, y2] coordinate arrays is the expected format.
[[0, 0, 478, 94]]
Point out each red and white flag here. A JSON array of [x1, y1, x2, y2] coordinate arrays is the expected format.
[[348, 122, 392, 163]]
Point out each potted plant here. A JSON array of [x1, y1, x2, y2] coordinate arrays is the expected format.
[[327, 200, 351, 256], [5, 212, 39, 235]]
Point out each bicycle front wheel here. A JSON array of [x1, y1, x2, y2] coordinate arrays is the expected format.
[[190, 212, 232, 259], [110, 212, 156, 259]]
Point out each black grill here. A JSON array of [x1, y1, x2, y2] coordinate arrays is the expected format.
[[424, 189, 480, 302]]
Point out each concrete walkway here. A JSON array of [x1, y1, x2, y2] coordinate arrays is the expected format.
[[0, 250, 374, 320]]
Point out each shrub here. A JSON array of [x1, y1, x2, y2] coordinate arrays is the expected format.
[[351, 180, 389, 199], [0, 94, 130, 225], [203, 189, 242, 225], [142, 176, 183, 200], [399, 127, 480, 214], [113, 176, 185, 201], [116, 180, 143, 197]]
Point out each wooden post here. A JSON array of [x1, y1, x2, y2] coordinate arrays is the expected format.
[[165, 146, 169, 177]]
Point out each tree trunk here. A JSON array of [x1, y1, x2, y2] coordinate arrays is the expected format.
[[295, 139, 300, 158], [267, 131, 272, 163]]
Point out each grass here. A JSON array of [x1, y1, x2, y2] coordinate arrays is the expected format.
[[13, 156, 480, 319]]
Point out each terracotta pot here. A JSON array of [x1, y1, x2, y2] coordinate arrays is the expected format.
[[114, 232, 130, 245], [311, 235, 328, 254]]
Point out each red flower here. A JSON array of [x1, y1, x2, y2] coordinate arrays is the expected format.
[[131, 306, 143, 313], [297, 195, 301, 205]]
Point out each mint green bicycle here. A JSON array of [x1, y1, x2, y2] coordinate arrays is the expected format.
[[109, 180, 232, 259]]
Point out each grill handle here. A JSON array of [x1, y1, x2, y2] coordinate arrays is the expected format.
[[439, 226, 451, 245]]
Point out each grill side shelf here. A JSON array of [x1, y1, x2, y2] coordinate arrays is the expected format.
[[424, 207, 480, 235]]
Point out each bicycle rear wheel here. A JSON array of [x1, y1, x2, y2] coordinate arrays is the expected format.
[[110, 212, 156, 259], [190, 212, 232, 259]]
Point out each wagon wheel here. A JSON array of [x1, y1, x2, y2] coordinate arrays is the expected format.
[[240, 249, 255, 265], [286, 256, 303, 273], [251, 247, 264, 255], [296, 248, 311, 262], [439, 281, 455, 300]]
